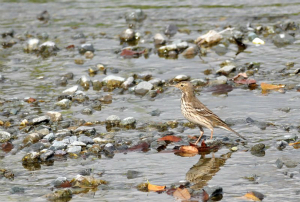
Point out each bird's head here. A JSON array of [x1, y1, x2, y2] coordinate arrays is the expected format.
[[173, 81, 194, 92]]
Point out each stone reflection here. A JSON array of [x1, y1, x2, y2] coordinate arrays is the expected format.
[[186, 152, 232, 190]]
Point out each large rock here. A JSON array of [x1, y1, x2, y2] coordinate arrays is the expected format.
[[135, 81, 153, 95]]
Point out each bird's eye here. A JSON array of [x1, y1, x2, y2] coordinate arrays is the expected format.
[[181, 84, 184, 87]]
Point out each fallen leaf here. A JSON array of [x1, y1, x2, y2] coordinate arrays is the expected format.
[[289, 142, 300, 149], [244, 191, 264, 201], [233, 73, 256, 85], [66, 44, 75, 50], [27, 97, 36, 103], [202, 189, 209, 201], [147, 181, 166, 192], [187, 135, 197, 140], [1, 142, 13, 153], [179, 145, 198, 154], [128, 142, 150, 152], [261, 82, 285, 91], [120, 49, 145, 58], [173, 187, 191, 200], [158, 135, 182, 142]]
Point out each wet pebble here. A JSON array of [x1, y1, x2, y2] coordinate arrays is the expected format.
[[125, 9, 146, 22], [217, 63, 236, 75], [92, 80, 102, 91], [1, 28, 14, 38], [78, 75, 91, 90], [45, 189, 72, 200], [182, 45, 199, 58], [104, 143, 115, 158], [0, 131, 11, 143], [78, 135, 94, 144], [46, 111, 62, 122], [74, 126, 96, 136], [39, 41, 59, 57], [135, 81, 153, 95], [24, 38, 39, 52], [67, 146, 82, 154], [149, 78, 162, 86], [91, 100, 102, 110], [120, 117, 136, 128], [119, 29, 136, 42], [81, 108, 93, 115], [43, 133, 55, 142], [40, 150, 54, 161], [23, 133, 43, 145], [78, 43, 95, 54], [52, 177, 68, 188], [276, 140, 288, 150], [127, 170, 140, 179], [103, 75, 125, 88], [164, 24, 178, 36], [273, 33, 295, 47], [32, 116, 50, 125], [150, 109, 161, 116], [37, 10, 50, 22], [50, 141, 67, 151], [122, 76, 134, 89], [71, 141, 86, 146], [79, 168, 92, 176], [250, 143, 265, 157], [22, 152, 40, 164], [10, 186, 25, 194], [63, 85, 78, 95], [174, 74, 190, 82], [106, 115, 121, 126], [153, 33, 166, 45], [191, 79, 206, 86], [55, 99, 72, 109], [275, 158, 284, 169]]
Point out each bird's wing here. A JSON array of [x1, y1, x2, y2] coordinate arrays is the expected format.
[[192, 98, 228, 127]]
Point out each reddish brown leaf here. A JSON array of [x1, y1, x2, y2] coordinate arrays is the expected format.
[[202, 189, 209, 201], [158, 135, 182, 142], [1, 142, 13, 153], [173, 187, 191, 200], [188, 135, 197, 140], [59, 181, 72, 188], [120, 49, 145, 57], [128, 142, 149, 152], [66, 44, 75, 50]]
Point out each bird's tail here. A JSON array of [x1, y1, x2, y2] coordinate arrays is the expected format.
[[219, 126, 246, 140]]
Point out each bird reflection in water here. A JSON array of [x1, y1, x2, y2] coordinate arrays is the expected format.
[[186, 152, 232, 190]]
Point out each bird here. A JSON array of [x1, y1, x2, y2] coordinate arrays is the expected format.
[[173, 81, 246, 145]]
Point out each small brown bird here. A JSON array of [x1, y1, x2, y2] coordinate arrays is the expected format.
[[174, 81, 246, 144]]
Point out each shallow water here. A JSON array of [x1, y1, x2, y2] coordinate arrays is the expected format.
[[1, 0, 300, 201]]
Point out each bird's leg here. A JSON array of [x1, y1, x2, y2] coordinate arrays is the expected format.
[[194, 126, 204, 145], [210, 129, 214, 139]]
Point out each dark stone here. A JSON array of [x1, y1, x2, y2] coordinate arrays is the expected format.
[[10, 186, 25, 194], [250, 143, 265, 157], [40, 150, 54, 161], [275, 158, 284, 169], [127, 170, 140, 179], [164, 24, 178, 36]]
